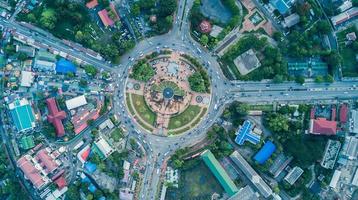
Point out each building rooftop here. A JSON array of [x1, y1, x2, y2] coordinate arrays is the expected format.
[[283, 13, 300, 28], [320, 139, 341, 169], [98, 9, 114, 27], [201, 150, 239, 197], [329, 170, 341, 189], [253, 141, 276, 164], [284, 166, 304, 185], [35, 148, 60, 174], [339, 103, 348, 123], [86, 0, 98, 9], [233, 49, 261, 75], [331, 7, 358, 26], [17, 155, 49, 189], [93, 137, 114, 159], [20, 71, 34, 87], [309, 118, 337, 135], [20, 135, 35, 150], [46, 98, 67, 137], [235, 120, 261, 145], [65, 95, 87, 110], [8, 98, 36, 132], [55, 58, 76, 74]]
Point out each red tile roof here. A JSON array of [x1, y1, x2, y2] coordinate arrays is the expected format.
[[310, 118, 337, 135], [86, 0, 98, 9], [310, 107, 315, 119], [46, 98, 67, 137], [17, 156, 46, 189], [54, 176, 67, 189], [340, 104, 348, 123], [199, 20, 212, 33], [110, 2, 120, 21], [81, 147, 91, 161], [98, 9, 114, 27], [36, 149, 59, 174], [72, 108, 100, 134]]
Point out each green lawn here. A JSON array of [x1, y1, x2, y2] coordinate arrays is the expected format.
[[166, 160, 224, 200], [341, 47, 358, 77], [111, 128, 124, 142], [168, 105, 201, 130], [130, 94, 157, 126], [249, 104, 274, 112]]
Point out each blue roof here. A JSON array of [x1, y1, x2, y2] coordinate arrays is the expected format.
[[88, 184, 97, 193], [270, 0, 291, 14], [84, 162, 97, 174], [234, 120, 261, 145], [55, 58, 76, 74], [81, 176, 90, 183], [254, 141, 276, 164]]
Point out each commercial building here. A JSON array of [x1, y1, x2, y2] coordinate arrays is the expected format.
[[352, 168, 358, 186], [253, 141, 276, 164], [235, 120, 261, 145], [16, 44, 35, 57], [46, 98, 67, 137], [331, 7, 358, 27], [284, 166, 304, 185], [309, 118, 337, 135], [65, 95, 87, 110], [210, 25, 223, 38], [8, 98, 36, 132], [233, 49, 261, 75], [230, 151, 272, 198], [228, 185, 259, 200], [55, 58, 76, 74], [201, 150, 239, 197], [86, 0, 98, 9], [341, 136, 358, 160], [20, 71, 34, 87], [71, 103, 100, 134], [350, 110, 358, 133], [320, 139, 341, 169], [329, 170, 341, 189], [93, 136, 114, 159], [339, 103, 348, 124]]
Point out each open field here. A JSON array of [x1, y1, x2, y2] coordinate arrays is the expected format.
[[168, 105, 201, 130]]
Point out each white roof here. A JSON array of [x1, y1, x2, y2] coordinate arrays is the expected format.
[[123, 160, 130, 170], [99, 119, 115, 130], [94, 137, 114, 158], [352, 168, 358, 186], [34, 60, 56, 70], [329, 170, 341, 188], [20, 71, 34, 87], [65, 95, 87, 110], [8, 98, 30, 110]]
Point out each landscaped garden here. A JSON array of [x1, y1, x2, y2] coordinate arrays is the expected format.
[[129, 94, 157, 126], [168, 105, 201, 129], [336, 26, 358, 77]]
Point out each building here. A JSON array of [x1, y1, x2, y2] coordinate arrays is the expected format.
[[352, 168, 358, 187], [65, 95, 87, 110], [8, 98, 36, 132], [234, 49, 261, 75], [55, 58, 76, 74], [71, 103, 100, 134], [309, 118, 337, 135], [284, 166, 304, 185], [98, 9, 114, 27], [86, 0, 98, 9], [199, 20, 212, 33], [201, 150, 239, 197], [230, 151, 272, 198], [350, 110, 358, 133], [269, 154, 293, 178], [120, 188, 134, 200], [228, 185, 259, 200], [93, 136, 114, 159], [338, 1, 353, 12], [283, 13, 300, 28], [270, 0, 294, 15], [346, 32, 357, 41], [329, 170, 341, 189], [210, 25, 223, 38], [20, 71, 34, 87], [341, 136, 358, 160], [16, 44, 35, 57], [320, 139, 341, 169], [339, 103, 348, 123], [33, 50, 57, 72], [99, 119, 114, 131], [253, 141, 276, 164], [235, 120, 261, 145], [17, 155, 50, 190], [331, 7, 358, 27], [46, 98, 67, 137]]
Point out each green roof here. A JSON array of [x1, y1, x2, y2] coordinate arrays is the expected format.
[[201, 150, 238, 196], [9, 100, 35, 132], [20, 136, 35, 150]]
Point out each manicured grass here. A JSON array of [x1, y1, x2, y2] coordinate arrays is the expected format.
[[111, 128, 124, 142], [166, 160, 224, 200], [248, 104, 273, 112], [168, 105, 201, 130], [168, 107, 208, 135], [130, 94, 157, 126], [341, 47, 358, 77], [126, 94, 135, 116]]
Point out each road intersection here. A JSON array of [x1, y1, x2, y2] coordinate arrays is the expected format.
[[2, 0, 358, 199]]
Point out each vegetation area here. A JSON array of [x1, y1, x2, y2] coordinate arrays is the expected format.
[[130, 94, 157, 126], [181, 54, 210, 93], [131, 0, 177, 35], [220, 34, 287, 81], [17, 0, 135, 63], [168, 105, 201, 130], [111, 128, 124, 142], [336, 26, 358, 77], [130, 60, 155, 82], [189, 0, 241, 49], [0, 145, 28, 199]]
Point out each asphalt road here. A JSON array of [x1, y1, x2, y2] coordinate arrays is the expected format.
[[2, 0, 358, 199]]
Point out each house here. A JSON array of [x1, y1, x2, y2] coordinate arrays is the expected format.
[[284, 166, 304, 185], [339, 103, 348, 123], [233, 49, 261, 75], [331, 7, 358, 27], [16, 44, 35, 57], [283, 13, 300, 28], [346, 32, 357, 41], [98, 9, 114, 27], [46, 98, 67, 137], [93, 136, 114, 159], [329, 170, 341, 189], [33, 51, 57, 72], [309, 118, 337, 135], [86, 0, 98, 9], [199, 20, 212, 33]]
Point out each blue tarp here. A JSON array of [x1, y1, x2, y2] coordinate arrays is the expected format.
[[88, 184, 97, 193], [254, 141, 276, 164], [55, 58, 76, 74]]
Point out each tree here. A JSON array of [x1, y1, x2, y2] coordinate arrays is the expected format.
[[40, 9, 57, 29], [295, 76, 305, 84], [26, 13, 36, 23], [87, 119, 95, 126], [130, 62, 155, 81], [353, 0, 358, 7], [66, 185, 80, 200], [188, 72, 206, 92], [84, 65, 98, 77], [273, 74, 284, 83], [79, 79, 88, 88], [265, 113, 289, 134], [131, 3, 140, 16], [200, 35, 209, 46], [17, 52, 28, 61], [325, 74, 334, 83], [315, 75, 324, 83], [324, 51, 341, 70], [75, 30, 85, 42], [316, 20, 331, 35]]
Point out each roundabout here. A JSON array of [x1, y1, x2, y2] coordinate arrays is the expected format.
[[125, 50, 212, 136]]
